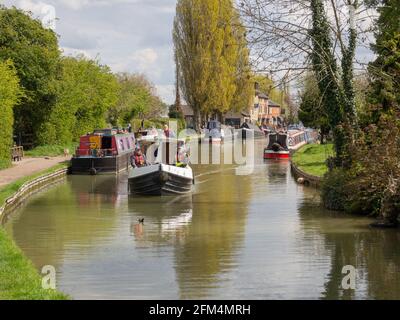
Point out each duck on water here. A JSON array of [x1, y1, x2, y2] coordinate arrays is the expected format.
[[128, 137, 194, 196]]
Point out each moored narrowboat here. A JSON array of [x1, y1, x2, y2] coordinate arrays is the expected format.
[[70, 129, 136, 175], [264, 132, 290, 160]]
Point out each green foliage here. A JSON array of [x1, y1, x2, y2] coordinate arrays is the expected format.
[[0, 6, 60, 143], [38, 56, 119, 145], [292, 144, 333, 177], [369, 1, 400, 118], [310, 0, 345, 164], [168, 104, 184, 119], [108, 73, 166, 126], [0, 60, 22, 168], [298, 73, 330, 143], [321, 168, 350, 211], [24, 143, 77, 158], [173, 0, 252, 130]]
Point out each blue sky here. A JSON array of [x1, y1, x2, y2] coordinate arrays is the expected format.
[[3, 0, 177, 104]]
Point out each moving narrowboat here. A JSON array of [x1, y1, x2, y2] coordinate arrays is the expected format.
[[70, 129, 136, 175], [128, 139, 194, 196], [264, 132, 290, 159]]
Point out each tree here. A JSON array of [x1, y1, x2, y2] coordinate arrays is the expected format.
[[0, 6, 60, 143], [173, 0, 252, 130], [298, 73, 330, 144], [0, 60, 22, 168], [369, 0, 400, 119], [39, 56, 119, 145], [108, 73, 166, 127], [240, 0, 372, 166]]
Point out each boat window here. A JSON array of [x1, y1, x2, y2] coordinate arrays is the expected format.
[[119, 139, 125, 151], [126, 137, 131, 150], [102, 136, 112, 150]]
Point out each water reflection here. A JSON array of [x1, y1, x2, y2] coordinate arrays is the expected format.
[[298, 188, 400, 300], [3, 140, 400, 299]]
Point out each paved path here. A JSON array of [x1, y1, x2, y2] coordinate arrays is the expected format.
[[0, 157, 70, 188]]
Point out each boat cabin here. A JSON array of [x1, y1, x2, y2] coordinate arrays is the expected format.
[[70, 129, 136, 175], [76, 129, 136, 158], [266, 133, 289, 151]]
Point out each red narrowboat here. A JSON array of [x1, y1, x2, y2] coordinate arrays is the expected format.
[[70, 129, 136, 175], [264, 132, 290, 160]]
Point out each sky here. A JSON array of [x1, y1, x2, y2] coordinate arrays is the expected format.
[[2, 0, 376, 105], [2, 0, 177, 104]]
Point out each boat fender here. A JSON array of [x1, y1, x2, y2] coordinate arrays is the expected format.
[[90, 168, 97, 176], [297, 177, 305, 185]]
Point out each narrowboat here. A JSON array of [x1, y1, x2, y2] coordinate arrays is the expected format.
[[70, 129, 136, 175], [128, 139, 194, 196], [288, 129, 308, 151], [264, 132, 290, 159]]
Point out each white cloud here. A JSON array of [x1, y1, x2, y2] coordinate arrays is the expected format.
[[130, 48, 160, 78], [156, 84, 175, 105]]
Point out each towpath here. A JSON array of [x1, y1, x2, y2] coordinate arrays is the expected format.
[[0, 157, 69, 188]]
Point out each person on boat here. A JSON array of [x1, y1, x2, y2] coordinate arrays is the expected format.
[[164, 124, 171, 138], [176, 146, 189, 168], [131, 147, 147, 168], [163, 125, 176, 139]]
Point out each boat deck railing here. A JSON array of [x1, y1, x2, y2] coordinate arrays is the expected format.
[[75, 149, 117, 158]]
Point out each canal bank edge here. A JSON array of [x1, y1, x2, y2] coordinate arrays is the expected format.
[[290, 157, 323, 188], [0, 167, 69, 223], [0, 164, 70, 300]]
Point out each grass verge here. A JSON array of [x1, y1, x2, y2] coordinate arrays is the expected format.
[[25, 143, 77, 158], [0, 162, 70, 300], [292, 143, 333, 177]]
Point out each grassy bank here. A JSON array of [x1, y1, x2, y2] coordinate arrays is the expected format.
[[0, 163, 70, 300], [25, 143, 77, 158], [292, 144, 333, 177], [0, 229, 69, 300]]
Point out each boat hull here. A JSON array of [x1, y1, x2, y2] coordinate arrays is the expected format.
[[264, 150, 290, 160], [129, 164, 194, 196], [70, 153, 131, 175]]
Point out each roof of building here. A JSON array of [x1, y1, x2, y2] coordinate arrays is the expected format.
[[256, 91, 269, 100], [268, 100, 281, 107]]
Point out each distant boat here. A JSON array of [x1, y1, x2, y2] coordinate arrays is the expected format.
[[70, 129, 136, 175], [128, 139, 194, 196], [264, 132, 290, 160]]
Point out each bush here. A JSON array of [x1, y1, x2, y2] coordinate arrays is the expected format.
[[321, 168, 350, 211], [0, 61, 21, 169]]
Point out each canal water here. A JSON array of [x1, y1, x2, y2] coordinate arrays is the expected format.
[[3, 141, 400, 299]]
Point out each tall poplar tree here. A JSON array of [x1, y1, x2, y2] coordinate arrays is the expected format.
[[173, 0, 252, 130]]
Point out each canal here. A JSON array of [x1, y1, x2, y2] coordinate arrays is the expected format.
[[3, 141, 400, 299]]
